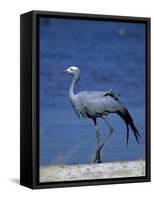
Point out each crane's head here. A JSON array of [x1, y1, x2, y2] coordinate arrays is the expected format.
[[61, 66, 80, 76]]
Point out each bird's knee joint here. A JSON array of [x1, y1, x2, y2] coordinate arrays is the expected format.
[[96, 131, 100, 137], [110, 127, 114, 134]]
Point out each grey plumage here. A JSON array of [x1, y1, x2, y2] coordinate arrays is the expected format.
[[62, 66, 140, 163]]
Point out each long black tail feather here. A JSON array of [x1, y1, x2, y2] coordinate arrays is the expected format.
[[117, 107, 141, 144]]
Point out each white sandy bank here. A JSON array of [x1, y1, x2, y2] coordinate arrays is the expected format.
[[40, 160, 145, 182]]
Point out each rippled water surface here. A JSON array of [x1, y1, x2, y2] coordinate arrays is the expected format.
[[39, 17, 146, 166]]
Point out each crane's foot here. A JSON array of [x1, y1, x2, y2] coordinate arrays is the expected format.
[[93, 150, 102, 163]]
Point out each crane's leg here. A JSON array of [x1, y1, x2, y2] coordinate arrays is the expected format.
[[97, 117, 113, 152], [92, 118, 102, 163]]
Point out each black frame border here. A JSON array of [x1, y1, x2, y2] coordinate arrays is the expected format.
[[20, 10, 151, 189]]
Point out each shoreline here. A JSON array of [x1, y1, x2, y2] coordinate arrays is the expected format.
[[40, 159, 145, 183]]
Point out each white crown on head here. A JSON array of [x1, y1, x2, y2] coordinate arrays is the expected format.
[[69, 66, 79, 70]]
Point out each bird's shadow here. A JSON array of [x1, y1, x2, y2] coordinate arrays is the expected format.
[[10, 178, 20, 185]]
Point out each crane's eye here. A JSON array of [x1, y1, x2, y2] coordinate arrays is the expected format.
[[70, 68, 73, 70]]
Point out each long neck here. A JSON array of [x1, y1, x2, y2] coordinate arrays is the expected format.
[[69, 74, 79, 100]]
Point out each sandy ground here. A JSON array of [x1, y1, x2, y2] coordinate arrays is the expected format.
[[40, 160, 145, 182]]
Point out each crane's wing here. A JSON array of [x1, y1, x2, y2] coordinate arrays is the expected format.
[[75, 91, 121, 118], [77, 90, 113, 99]]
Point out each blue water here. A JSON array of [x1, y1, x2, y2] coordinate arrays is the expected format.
[[39, 17, 146, 166]]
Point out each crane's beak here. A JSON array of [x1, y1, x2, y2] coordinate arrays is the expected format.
[[60, 68, 68, 73]]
